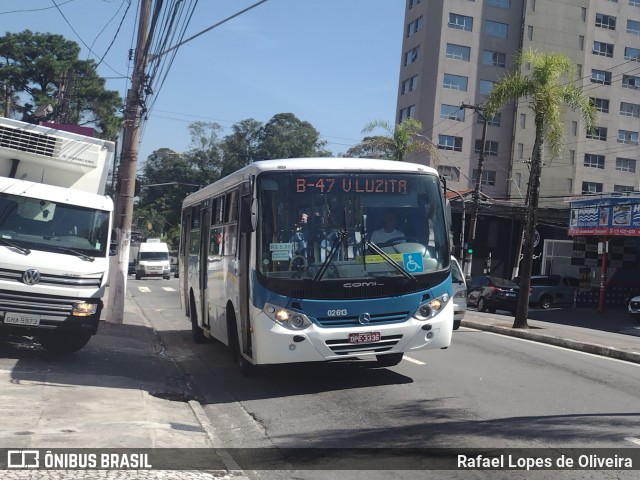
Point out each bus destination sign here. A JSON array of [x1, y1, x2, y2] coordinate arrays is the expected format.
[[296, 177, 408, 194]]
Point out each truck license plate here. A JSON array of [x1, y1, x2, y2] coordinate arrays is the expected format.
[[3, 312, 41, 326], [348, 332, 381, 344]]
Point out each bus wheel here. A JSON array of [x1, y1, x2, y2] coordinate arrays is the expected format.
[[227, 309, 258, 377], [38, 331, 92, 354], [375, 352, 403, 367], [190, 297, 207, 344]]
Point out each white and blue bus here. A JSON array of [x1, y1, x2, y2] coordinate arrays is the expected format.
[[178, 158, 453, 372]]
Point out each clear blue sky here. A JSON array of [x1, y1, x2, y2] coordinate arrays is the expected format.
[[2, 0, 405, 165]]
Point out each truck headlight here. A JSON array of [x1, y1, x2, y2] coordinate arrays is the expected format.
[[413, 293, 450, 321], [264, 303, 312, 331], [72, 302, 98, 317]]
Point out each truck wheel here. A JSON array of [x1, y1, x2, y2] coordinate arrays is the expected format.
[[38, 331, 92, 354], [539, 295, 553, 309], [375, 353, 403, 367]]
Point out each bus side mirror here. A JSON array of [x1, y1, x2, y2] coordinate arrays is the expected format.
[[240, 195, 254, 233]]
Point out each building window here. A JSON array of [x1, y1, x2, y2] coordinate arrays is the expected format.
[[438, 135, 463, 151], [399, 105, 416, 122], [591, 69, 612, 85], [614, 185, 635, 193], [446, 43, 471, 61], [615, 157, 636, 172], [481, 50, 506, 67], [474, 139, 498, 156], [595, 13, 617, 30], [620, 102, 640, 118], [449, 13, 473, 31], [624, 46, 640, 61], [515, 172, 522, 188], [478, 112, 501, 126], [479, 80, 494, 95], [581, 7, 587, 21], [437, 165, 461, 182], [520, 113, 526, 129], [591, 97, 610, 113], [587, 126, 608, 141], [572, 121, 578, 136], [593, 41, 614, 57], [401, 75, 418, 95], [406, 16, 423, 37], [443, 73, 468, 91], [584, 154, 605, 169], [582, 182, 603, 194], [570, 150, 576, 164], [404, 47, 420, 65], [567, 178, 573, 192], [409, 0, 421, 8], [487, 0, 510, 7], [628, 19, 640, 35], [440, 104, 465, 121], [527, 25, 534, 41], [472, 169, 497, 186], [579, 35, 585, 50], [577, 64, 582, 78], [622, 74, 640, 89], [485, 20, 508, 38], [631, 0, 640, 7], [618, 129, 639, 144]]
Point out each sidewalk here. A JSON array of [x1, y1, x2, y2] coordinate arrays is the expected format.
[[461, 306, 640, 364]]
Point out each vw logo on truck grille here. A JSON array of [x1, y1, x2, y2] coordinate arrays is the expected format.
[[22, 269, 41, 285]]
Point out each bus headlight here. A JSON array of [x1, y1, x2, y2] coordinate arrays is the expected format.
[[72, 302, 98, 317], [413, 293, 450, 321], [264, 303, 312, 331]]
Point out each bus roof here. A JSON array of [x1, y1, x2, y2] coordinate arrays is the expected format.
[[182, 157, 438, 209]]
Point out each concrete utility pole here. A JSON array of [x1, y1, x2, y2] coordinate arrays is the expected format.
[[461, 103, 488, 277], [107, 0, 151, 323]]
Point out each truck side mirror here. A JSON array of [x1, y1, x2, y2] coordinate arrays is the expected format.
[[109, 229, 118, 256]]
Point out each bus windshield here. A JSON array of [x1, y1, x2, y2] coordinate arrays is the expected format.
[[256, 171, 449, 281]]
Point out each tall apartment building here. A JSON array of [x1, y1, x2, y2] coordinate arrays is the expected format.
[[397, 0, 640, 208]]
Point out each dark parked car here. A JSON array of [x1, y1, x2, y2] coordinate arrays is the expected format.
[[467, 276, 519, 315], [513, 275, 579, 309], [128, 260, 136, 275]]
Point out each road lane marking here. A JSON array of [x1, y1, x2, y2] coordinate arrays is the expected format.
[[461, 326, 640, 367], [404, 356, 425, 365], [162, 287, 176, 291], [138, 286, 151, 293], [625, 437, 640, 446]]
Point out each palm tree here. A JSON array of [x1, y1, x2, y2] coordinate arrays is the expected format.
[[484, 49, 596, 329], [361, 118, 438, 163]]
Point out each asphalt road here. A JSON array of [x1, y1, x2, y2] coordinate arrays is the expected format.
[[131, 277, 640, 480]]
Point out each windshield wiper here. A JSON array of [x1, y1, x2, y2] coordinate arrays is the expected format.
[[364, 239, 416, 281], [54, 246, 95, 262], [313, 229, 347, 282], [0, 237, 31, 255]]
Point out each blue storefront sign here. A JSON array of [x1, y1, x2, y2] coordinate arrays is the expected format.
[[568, 194, 640, 236]]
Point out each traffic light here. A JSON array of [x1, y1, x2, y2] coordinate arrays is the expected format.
[[465, 242, 473, 255]]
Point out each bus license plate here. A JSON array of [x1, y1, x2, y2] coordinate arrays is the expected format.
[[348, 332, 381, 344], [3, 312, 41, 326]]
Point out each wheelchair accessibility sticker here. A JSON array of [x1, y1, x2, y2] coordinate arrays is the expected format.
[[402, 253, 424, 273]]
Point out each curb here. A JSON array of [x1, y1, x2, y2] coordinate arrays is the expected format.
[[461, 320, 640, 365]]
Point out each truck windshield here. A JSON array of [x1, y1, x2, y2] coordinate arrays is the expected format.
[[256, 171, 449, 282], [0, 193, 110, 257]]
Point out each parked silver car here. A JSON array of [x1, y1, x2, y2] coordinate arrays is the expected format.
[[514, 275, 579, 309]]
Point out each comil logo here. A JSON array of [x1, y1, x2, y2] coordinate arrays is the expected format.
[[7, 450, 39, 468]]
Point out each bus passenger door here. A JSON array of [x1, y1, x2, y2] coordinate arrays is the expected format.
[[179, 211, 191, 315], [238, 192, 253, 358], [199, 203, 212, 330]]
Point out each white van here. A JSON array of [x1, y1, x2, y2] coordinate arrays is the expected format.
[[451, 256, 467, 330], [135, 241, 171, 280]]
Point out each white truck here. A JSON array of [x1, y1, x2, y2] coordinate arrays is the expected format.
[[135, 240, 171, 280], [0, 117, 116, 353]]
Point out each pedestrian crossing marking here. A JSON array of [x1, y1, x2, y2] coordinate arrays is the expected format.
[[625, 437, 640, 446], [404, 356, 425, 365], [162, 287, 176, 292], [138, 286, 151, 292]]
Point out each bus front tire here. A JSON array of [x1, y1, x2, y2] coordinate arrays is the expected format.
[[190, 297, 207, 344], [227, 309, 258, 377], [375, 352, 403, 367]]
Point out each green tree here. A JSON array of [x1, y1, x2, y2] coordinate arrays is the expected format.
[[258, 113, 331, 159], [361, 118, 437, 162], [0, 30, 122, 139], [344, 136, 395, 159], [221, 118, 264, 177], [484, 48, 596, 329]]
